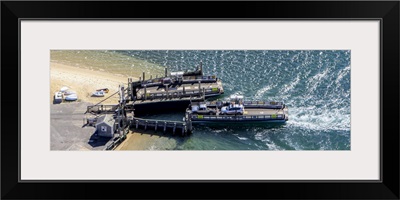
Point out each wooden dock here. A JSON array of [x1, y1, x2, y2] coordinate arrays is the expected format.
[[131, 117, 192, 136], [85, 104, 119, 115]]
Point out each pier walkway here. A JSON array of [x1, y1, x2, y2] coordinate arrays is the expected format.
[[131, 116, 192, 136]]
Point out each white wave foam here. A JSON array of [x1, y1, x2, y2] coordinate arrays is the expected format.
[[287, 106, 350, 131], [266, 142, 280, 150], [307, 67, 330, 93], [282, 74, 301, 94], [237, 136, 248, 141], [335, 65, 350, 85], [254, 85, 271, 99]]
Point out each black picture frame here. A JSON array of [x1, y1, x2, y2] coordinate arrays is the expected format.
[[1, 1, 399, 199]]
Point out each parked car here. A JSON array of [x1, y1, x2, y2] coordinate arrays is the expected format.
[[54, 91, 63, 103], [96, 88, 109, 93], [161, 78, 172, 85], [63, 90, 76, 96], [191, 103, 217, 115], [220, 104, 244, 115], [64, 93, 78, 101], [92, 90, 105, 97]]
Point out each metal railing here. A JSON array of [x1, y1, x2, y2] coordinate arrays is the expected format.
[[131, 117, 192, 135], [191, 114, 285, 121], [193, 100, 285, 109], [137, 88, 221, 101], [137, 75, 218, 88]]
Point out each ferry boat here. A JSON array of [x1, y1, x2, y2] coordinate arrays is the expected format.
[[186, 95, 288, 124]]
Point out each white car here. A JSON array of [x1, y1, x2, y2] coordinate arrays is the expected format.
[[92, 90, 105, 97], [54, 91, 63, 103], [64, 93, 78, 101], [220, 104, 244, 115]]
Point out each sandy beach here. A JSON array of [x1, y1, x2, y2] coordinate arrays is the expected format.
[[115, 131, 179, 150], [51, 61, 167, 150], [50, 62, 136, 104]]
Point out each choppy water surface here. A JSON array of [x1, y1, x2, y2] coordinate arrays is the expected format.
[[54, 50, 351, 150]]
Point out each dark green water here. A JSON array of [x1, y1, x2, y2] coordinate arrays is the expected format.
[[117, 50, 350, 150]]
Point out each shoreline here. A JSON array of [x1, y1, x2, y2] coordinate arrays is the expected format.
[[51, 62, 152, 150], [115, 131, 179, 150]]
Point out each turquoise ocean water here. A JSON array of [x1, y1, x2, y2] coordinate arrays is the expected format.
[[118, 50, 351, 150]]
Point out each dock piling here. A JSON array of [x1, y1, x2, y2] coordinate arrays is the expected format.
[[166, 85, 169, 99], [198, 81, 201, 93], [144, 86, 147, 100], [199, 61, 203, 75]]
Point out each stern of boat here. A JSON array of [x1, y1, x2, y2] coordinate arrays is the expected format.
[[283, 105, 289, 121]]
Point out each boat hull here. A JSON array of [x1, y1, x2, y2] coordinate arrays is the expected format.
[[192, 119, 287, 124], [192, 120, 287, 128]]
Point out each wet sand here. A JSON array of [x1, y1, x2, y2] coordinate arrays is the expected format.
[[115, 131, 179, 150]]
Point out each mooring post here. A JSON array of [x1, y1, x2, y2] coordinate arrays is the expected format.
[[166, 85, 169, 99], [183, 86, 186, 94], [136, 120, 139, 129], [144, 86, 147, 100], [155, 121, 158, 131], [142, 72, 145, 82], [165, 67, 168, 77], [127, 78, 131, 99], [173, 123, 176, 134], [119, 84, 125, 103], [150, 75, 152, 80], [198, 80, 201, 94], [144, 120, 148, 130], [187, 112, 192, 133], [199, 61, 203, 75], [164, 122, 167, 132]]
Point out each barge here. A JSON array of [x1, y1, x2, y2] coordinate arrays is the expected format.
[[127, 63, 224, 114], [186, 95, 289, 124]]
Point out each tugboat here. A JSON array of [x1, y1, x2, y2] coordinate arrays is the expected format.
[[187, 94, 288, 124]]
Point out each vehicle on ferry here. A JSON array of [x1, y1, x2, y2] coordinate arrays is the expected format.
[[186, 94, 288, 124], [220, 103, 244, 115]]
